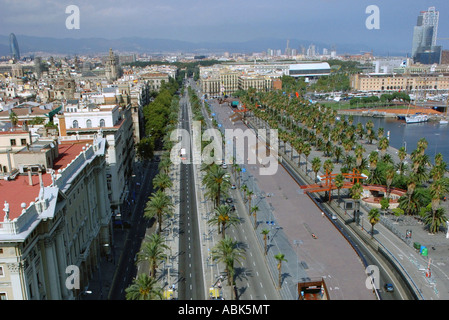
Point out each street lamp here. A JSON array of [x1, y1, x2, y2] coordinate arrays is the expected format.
[[293, 239, 303, 300]]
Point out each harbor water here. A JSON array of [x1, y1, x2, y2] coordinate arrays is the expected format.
[[346, 115, 449, 164]]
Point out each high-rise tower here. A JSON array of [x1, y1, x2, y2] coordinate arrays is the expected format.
[[9, 33, 20, 61], [411, 7, 441, 64]]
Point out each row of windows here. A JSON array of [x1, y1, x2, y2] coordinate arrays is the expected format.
[[72, 119, 105, 129], [10, 138, 27, 147]]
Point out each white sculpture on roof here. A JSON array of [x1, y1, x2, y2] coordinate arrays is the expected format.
[[3, 200, 10, 222]]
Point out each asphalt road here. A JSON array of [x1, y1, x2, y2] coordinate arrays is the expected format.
[[108, 160, 158, 300], [190, 78, 280, 300], [177, 89, 206, 300]]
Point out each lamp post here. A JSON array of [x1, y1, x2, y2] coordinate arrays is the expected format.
[[293, 239, 303, 300]]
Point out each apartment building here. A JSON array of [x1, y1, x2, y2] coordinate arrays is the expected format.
[[0, 135, 111, 300]]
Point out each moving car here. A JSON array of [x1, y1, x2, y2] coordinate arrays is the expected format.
[[384, 283, 394, 292]]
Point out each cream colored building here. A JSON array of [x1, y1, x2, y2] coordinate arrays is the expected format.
[[0, 135, 111, 300], [351, 73, 449, 93]]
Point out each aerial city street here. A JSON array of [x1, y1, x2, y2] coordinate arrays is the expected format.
[[1, 0, 449, 307]]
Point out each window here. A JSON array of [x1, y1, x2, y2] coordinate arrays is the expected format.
[[0, 293, 6, 300], [21, 139, 27, 146], [99, 119, 105, 127], [0, 266, 4, 276], [10, 139, 16, 146], [86, 119, 92, 128], [73, 120, 78, 129]]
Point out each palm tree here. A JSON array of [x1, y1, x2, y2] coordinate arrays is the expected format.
[[311, 157, 321, 181], [125, 273, 163, 300], [421, 205, 447, 234], [397, 146, 407, 176], [261, 229, 270, 255], [335, 173, 345, 204], [211, 236, 246, 299], [333, 146, 343, 163], [378, 137, 389, 158], [208, 204, 240, 238], [246, 190, 254, 214], [274, 253, 288, 289], [251, 205, 259, 228], [152, 172, 173, 192], [368, 208, 380, 238], [158, 158, 172, 175], [144, 190, 174, 234], [323, 159, 334, 201], [430, 179, 449, 226], [302, 143, 311, 175], [202, 164, 231, 208], [354, 144, 366, 169], [350, 183, 364, 223], [137, 233, 169, 278], [9, 111, 18, 128], [417, 137, 428, 156], [365, 120, 374, 144], [385, 165, 396, 199]]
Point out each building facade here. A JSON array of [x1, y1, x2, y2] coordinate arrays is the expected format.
[[0, 135, 112, 300], [350, 73, 449, 93]]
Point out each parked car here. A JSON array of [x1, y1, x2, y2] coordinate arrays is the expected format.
[[226, 198, 233, 203], [229, 204, 236, 211], [231, 184, 236, 189], [384, 283, 394, 292]]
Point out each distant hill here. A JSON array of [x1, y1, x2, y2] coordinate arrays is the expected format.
[[0, 34, 407, 57]]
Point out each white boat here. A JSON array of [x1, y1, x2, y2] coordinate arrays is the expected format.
[[405, 113, 428, 124], [440, 119, 448, 125]]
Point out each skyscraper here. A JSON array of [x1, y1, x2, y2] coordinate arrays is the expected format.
[[418, 7, 439, 46], [411, 7, 441, 64], [9, 33, 20, 61]]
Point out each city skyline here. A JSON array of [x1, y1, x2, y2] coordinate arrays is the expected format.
[[0, 0, 449, 56]]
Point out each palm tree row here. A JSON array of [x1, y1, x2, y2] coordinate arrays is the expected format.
[[238, 88, 449, 234]]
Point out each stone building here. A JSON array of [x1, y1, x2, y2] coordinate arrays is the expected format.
[[0, 135, 112, 300]]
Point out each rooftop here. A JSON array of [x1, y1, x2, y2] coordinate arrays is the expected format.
[[0, 139, 92, 221]]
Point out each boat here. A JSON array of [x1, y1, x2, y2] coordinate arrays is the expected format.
[[440, 119, 448, 125], [405, 113, 428, 124]]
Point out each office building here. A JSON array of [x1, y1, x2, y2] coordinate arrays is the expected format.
[[411, 7, 442, 64], [9, 33, 20, 61]]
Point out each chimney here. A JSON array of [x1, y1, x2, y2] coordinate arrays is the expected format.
[[38, 167, 43, 188], [28, 167, 33, 186]]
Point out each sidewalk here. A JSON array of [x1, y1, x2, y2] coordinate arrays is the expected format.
[[82, 227, 127, 300]]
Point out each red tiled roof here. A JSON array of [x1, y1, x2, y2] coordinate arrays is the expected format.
[[1, 139, 93, 221]]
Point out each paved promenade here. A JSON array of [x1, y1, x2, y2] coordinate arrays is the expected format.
[[209, 101, 376, 300], [246, 107, 449, 300]]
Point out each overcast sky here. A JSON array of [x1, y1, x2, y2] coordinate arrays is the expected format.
[[1, 0, 448, 53]]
